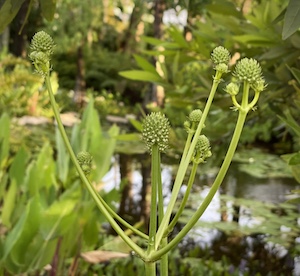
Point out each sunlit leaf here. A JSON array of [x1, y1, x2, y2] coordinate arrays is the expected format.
[[119, 70, 163, 82], [133, 55, 157, 74], [1, 180, 17, 227]]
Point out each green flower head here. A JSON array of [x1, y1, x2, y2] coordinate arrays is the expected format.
[[29, 31, 55, 76], [211, 46, 231, 65], [189, 109, 203, 123], [225, 82, 239, 96], [233, 58, 262, 84], [142, 112, 170, 153], [30, 31, 55, 56], [77, 151, 93, 175], [193, 135, 212, 163]]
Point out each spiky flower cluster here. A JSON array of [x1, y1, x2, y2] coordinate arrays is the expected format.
[[193, 135, 212, 163], [142, 112, 170, 153], [189, 109, 203, 123], [29, 31, 55, 76], [211, 46, 231, 65], [224, 82, 239, 96], [233, 58, 262, 84], [77, 151, 93, 175], [30, 31, 55, 55]]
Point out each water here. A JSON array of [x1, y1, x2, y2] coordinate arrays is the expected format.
[[101, 158, 300, 274]]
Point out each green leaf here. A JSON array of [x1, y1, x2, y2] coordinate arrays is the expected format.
[[0, 113, 10, 168], [1, 179, 17, 227], [39, 0, 57, 21], [0, 0, 26, 34], [55, 127, 70, 183], [119, 70, 163, 83], [287, 65, 300, 83], [133, 55, 157, 74], [116, 133, 141, 141], [9, 147, 29, 187], [289, 152, 300, 165], [282, 0, 300, 40], [140, 36, 163, 46], [129, 118, 142, 132], [1, 196, 41, 270]]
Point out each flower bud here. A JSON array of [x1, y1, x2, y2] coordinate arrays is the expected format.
[[30, 31, 55, 56], [194, 135, 212, 163], [233, 58, 262, 84], [189, 109, 202, 123], [215, 63, 229, 74], [142, 112, 170, 153], [225, 82, 239, 96], [251, 77, 266, 92], [77, 151, 93, 175], [211, 46, 231, 65]]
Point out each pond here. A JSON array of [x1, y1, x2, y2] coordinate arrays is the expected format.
[[102, 156, 300, 275]]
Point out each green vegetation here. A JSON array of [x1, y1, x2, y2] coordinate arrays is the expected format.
[[0, 0, 299, 275]]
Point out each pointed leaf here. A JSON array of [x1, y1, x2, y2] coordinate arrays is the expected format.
[[1, 180, 17, 227], [282, 0, 300, 39], [133, 55, 157, 74], [119, 70, 163, 82], [39, 0, 56, 21], [0, 0, 25, 33]]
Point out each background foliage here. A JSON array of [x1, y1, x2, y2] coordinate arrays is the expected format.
[[0, 0, 299, 274]]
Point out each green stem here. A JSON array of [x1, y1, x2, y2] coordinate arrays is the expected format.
[[147, 144, 159, 254], [145, 262, 156, 276], [157, 154, 168, 275], [166, 161, 198, 235], [44, 74, 145, 259], [154, 70, 224, 250], [150, 110, 248, 261], [149, 81, 252, 261]]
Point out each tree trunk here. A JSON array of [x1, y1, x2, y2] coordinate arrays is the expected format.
[[118, 154, 134, 220], [120, 0, 144, 54], [147, 0, 166, 108], [9, 0, 30, 57]]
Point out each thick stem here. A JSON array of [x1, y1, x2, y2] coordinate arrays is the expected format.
[[147, 144, 159, 254], [157, 154, 168, 275], [44, 74, 145, 259], [145, 261, 156, 276]]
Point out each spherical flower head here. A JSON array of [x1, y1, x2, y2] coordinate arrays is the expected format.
[[211, 46, 231, 65], [77, 151, 93, 175], [189, 109, 202, 123], [251, 77, 267, 92], [195, 135, 212, 161], [225, 82, 239, 96], [233, 58, 262, 84], [30, 31, 55, 56], [142, 112, 170, 153]]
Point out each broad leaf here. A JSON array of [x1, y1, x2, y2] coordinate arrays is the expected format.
[[282, 0, 300, 40], [1, 179, 17, 227], [0, 0, 25, 33], [39, 0, 56, 21], [119, 70, 163, 82], [133, 55, 157, 74]]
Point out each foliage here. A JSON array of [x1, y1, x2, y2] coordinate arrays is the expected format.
[[120, 0, 300, 157], [0, 52, 58, 116], [0, 99, 119, 275]]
